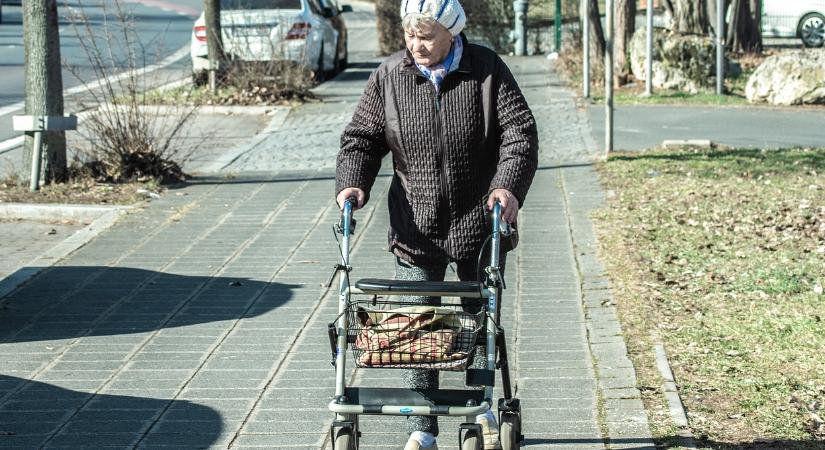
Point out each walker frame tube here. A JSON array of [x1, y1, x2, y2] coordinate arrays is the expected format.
[[330, 201, 505, 419], [334, 200, 353, 421]]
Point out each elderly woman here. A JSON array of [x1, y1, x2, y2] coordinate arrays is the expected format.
[[335, 0, 538, 447]]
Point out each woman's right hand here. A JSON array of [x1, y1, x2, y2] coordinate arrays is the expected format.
[[336, 187, 366, 210]]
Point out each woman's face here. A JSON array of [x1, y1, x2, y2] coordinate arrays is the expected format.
[[404, 21, 453, 67]]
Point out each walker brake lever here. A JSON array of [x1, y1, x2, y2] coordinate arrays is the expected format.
[[335, 217, 356, 235], [499, 221, 512, 236], [324, 263, 352, 288], [485, 266, 507, 289]]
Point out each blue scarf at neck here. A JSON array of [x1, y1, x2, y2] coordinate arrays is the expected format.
[[415, 37, 463, 93]]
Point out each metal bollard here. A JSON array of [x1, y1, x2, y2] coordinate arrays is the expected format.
[[513, 0, 528, 56]]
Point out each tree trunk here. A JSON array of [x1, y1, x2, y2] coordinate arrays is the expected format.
[[727, 0, 762, 53], [203, 0, 224, 87], [669, 0, 710, 34], [706, 0, 723, 36], [375, 0, 404, 55], [588, 0, 606, 63], [22, 0, 67, 184], [614, 0, 636, 85]]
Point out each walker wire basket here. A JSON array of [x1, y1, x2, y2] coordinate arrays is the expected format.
[[344, 299, 485, 371]]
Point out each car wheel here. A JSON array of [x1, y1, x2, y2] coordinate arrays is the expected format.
[[799, 12, 825, 48], [326, 51, 340, 79], [339, 40, 348, 72], [192, 71, 208, 87], [314, 42, 326, 82]]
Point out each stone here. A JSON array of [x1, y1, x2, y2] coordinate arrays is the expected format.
[[630, 27, 725, 94], [745, 49, 825, 105]]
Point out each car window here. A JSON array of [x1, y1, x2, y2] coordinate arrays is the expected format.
[[305, 0, 325, 15], [318, 0, 339, 14], [221, 0, 302, 10]]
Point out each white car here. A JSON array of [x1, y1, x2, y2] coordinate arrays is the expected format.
[[191, 0, 350, 82], [762, 0, 825, 47]]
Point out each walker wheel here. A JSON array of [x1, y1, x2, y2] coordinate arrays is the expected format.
[[461, 429, 482, 450], [500, 412, 522, 450], [334, 427, 355, 450]]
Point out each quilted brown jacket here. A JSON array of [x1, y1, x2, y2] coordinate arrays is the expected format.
[[336, 36, 538, 266]]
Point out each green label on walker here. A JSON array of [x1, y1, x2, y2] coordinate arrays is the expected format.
[[400, 407, 413, 414]]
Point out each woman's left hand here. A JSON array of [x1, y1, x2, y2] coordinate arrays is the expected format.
[[487, 188, 519, 224]]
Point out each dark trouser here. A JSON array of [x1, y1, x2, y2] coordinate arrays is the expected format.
[[395, 253, 506, 437]]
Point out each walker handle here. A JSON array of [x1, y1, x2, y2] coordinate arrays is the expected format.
[[338, 197, 357, 236], [490, 202, 502, 269]]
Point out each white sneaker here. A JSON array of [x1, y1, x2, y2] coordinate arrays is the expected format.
[[476, 412, 502, 450], [404, 432, 438, 450]]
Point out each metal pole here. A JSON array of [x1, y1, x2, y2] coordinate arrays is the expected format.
[[513, 0, 528, 56], [555, 0, 562, 52], [716, 0, 725, 95], [605, 0, 614, 154], [30, 131, 43, 191], [582, 0, 590, 98], [645, 0, 653, 96]]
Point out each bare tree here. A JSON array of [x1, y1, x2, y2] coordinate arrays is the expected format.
[[663, 0, 710, 34], [587, 0, 606, 63], [204, 0, 224, 90], [22, 0, 67, 183], [375, 0, 404, 55], [614, 0, 636, 85], [727, 0, 762, 53]]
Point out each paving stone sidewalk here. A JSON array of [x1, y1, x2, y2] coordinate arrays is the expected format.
[[0, 6, 655, 450]]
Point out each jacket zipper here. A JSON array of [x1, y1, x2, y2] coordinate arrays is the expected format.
[[432, 88, 451, 247]]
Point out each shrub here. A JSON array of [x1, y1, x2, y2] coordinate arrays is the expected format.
[[65, 0, 197, 183]]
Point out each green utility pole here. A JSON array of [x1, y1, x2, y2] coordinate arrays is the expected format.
[[555, 0, 562, 52]]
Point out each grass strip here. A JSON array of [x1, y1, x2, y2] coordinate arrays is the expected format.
[[592, 147, 825, 448]]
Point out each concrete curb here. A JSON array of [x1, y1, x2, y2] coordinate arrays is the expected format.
[[0, 203, 129, 223], [96, 103, 290, 117], [560, 166, 657, 450], [0, 205, 129, 299], [654, 343, 698, 448]]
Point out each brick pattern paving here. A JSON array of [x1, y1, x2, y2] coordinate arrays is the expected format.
[[0, 220, 82, 280]]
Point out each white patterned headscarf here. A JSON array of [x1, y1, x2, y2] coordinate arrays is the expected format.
[[400, 0, 466, 36]]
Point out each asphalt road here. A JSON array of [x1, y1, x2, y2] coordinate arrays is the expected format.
[[588, 104, 825, 151], [0, 0, 203, 146]]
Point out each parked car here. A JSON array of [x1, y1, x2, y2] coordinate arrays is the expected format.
[[762, 0, 825, 47], [190, 0, 350, 83], [1, 0, 32, 25]]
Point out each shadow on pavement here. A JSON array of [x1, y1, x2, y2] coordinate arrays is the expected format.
[[345, 61, 381, 70], [0, 375, 223, 448], [0, 266, 298, 344]]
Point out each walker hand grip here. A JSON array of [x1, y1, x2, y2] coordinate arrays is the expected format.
[[489, 201, 502, 271], [491, 201, 502, 232], [337, 199, 357, 235]]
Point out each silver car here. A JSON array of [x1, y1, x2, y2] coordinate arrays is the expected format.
[[762, 0, 825, 47], [191, 0, 350, 81]]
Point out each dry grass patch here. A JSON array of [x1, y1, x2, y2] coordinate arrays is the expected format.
[[593, 147, 825, 448], [0, 172, 159, 205]]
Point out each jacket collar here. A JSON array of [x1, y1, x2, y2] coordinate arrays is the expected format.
[[402, 33, 472, 77]]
